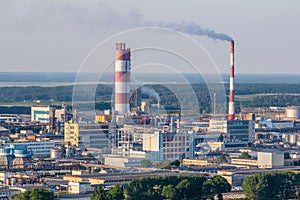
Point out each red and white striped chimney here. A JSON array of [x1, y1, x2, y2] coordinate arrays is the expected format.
[[115, 43, 131, 114], [228, 41, 235, 120]]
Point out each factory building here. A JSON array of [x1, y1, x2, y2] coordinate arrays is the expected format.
[[7, 141, 55, 158], [257, 150, 284, 168], [67, 182, 93, 194], [115, 124, 147, 157], [257, 119, 294, 129], [54, 104, 68, 122], [64, 122, 111, 152], [31, 106, 51, 122], [209, 118, 254, 148], [130, 88, 142, 112], [114, 124, 195, 161], [104, 155, 144, 168], [142, 130, 195, 161], [0, 145, 33, 168]]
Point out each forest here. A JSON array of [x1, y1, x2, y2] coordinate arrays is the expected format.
[[242, 171, 300, 200], [90, 175, 230, 200], [0, 83, 300, 114]]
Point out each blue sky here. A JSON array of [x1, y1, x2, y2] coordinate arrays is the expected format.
[[0, 0, 299, 74]]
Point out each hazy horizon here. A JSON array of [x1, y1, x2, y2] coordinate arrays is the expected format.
[[1, 72, 300, 86], [0, 0, 299, 74]]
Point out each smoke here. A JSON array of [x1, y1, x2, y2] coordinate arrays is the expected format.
[[127, 11, 234, 41], [126, 11, 233, 42], [157, 21, 233, 42], [140, 86, 160, 102], [0, 1, 234, 71]]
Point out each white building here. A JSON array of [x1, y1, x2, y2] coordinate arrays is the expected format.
[[257, 150, 284, 168], [68, 182, 93, 194], [31, 106, 51, 122], [142, 130, 195, 161], [129, 150, 160, 162], [0, 188, 21, 200], [8, 141, 55, 158], [104, 155, 144, 168], [258, 119, 294, 129], [0, 172, 11, 184]]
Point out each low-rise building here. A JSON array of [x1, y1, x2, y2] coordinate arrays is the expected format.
[[257, 119, 294, 129], [142, 130, 195, 161], [218, 170, 247, 187], [230, 158, 258, 167], [67, 182, 93, 194], [64, 171, 178, 187], [7, 141, 55, 158], [257, 150, 284, 168], [0, 188, 21, 200], [31, 106, 51, 123], [104, 155, 143, 168], [182, 158, 209, 167]]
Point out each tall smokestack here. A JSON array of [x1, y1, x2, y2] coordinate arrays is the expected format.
[[228, 41, 235, 120], [115, 43, 131, 114]]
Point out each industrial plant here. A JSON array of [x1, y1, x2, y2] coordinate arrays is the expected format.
[[1, 41, 300, 200]]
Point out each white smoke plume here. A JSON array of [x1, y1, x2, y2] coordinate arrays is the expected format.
[[127, 10, 233, 41], [157, 21, 233, 42], [140, 86, 160, 102], [0, 1, 234, 71]]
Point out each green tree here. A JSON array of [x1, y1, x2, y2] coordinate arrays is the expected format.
[[140, 159, 152, 168], [175, 179, 192, 200], [186, 176, 207, 199], [284, 152, 291, 159], [12, 188, 53, 200], [219, 154, 227, 163], [12, 191, 30, 200], [276, 172, 295, 199], [107, 185, 124, 200], [170, 160, 180, 166], [242, 171, 296, 200], [204, 176, 231, 200], [30, 188, 53, 200], [240, 152, 251, 159], [124, 178, 153, 200], [211, 176, 231, 200], [294, 160, 300, 166], [162, 185, 177, 200], [124, 175, 210, 200], [91, 186, 108, 200], [292, 173, 300, 199]]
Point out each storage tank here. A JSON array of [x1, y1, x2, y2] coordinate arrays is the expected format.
[[286, 106, 300, 119], [50, 148, 64, 159], [14, 149, 28, 157]]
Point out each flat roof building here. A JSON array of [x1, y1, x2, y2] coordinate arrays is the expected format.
[[64, 122, 111, 152], [209, 118, 254, 148], [31, 106, 51, 123], [257, 150, 284, 169], [142, 130, 195, 161]]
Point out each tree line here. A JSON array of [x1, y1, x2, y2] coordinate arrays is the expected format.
[[91, 175, 231, 200], [1, 83, 300, 114], [12, 188, 54, 200], [242, 171, 300, 200]]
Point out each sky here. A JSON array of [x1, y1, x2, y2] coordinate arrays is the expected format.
[[0, 0, 299, 74]]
